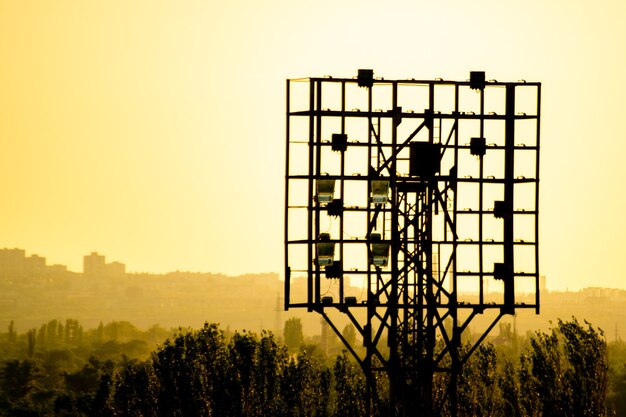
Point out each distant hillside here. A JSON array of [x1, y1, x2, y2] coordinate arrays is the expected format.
[[3, 248, 626, 342]]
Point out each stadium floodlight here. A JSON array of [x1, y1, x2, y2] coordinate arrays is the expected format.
[[316, 233, 335, 266], [369, 233, 390, 266], [370, 180, 390, 204], [316, 179, 335, 203]]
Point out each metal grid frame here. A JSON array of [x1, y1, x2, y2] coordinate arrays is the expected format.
[[284, 70, 541, 416]]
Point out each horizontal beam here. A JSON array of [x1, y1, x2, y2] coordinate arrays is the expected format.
[[288, 76, 540, 88], [286, 302, 538, 310], [289, 109, 539, 120]]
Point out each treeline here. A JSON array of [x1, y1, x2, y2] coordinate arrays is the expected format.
[[0, 319, 175, 415], [1, 318, 626, 415], [1, 319, 173, 360]]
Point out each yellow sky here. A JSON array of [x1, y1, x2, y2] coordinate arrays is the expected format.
[[1, 0, 625, 290]]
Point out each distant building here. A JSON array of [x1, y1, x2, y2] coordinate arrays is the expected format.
[[84, 252, 106, 277], [83, 252, 126, 278], [25, 254, 46, 276], [0, 248, 26, 277], [48, 264, 68, 274], [107, 261, 126, 277], [582, 286, 626, 300], [0, 249, 50, 278]]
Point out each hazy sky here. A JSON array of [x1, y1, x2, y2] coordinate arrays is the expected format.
[[1, 0, 625, 290]]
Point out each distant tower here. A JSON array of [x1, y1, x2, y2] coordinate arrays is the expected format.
[[275, 292, 283, 337], [83, 252, 106, 277]]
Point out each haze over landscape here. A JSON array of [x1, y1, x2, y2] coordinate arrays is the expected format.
[[1, 1, 626, 291], [3, 2, 626, 415]]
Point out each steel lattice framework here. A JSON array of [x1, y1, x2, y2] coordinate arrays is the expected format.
[[284, 70, 541, 416]]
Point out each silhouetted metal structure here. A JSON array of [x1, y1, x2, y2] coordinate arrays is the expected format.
[[284, 70, 541, 416]]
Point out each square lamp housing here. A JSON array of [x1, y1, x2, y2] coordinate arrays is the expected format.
[[371, 180, 390, 204], [316, 233, 335, 266], [316, 179, 335, 203], [369, 233, 390, 266]]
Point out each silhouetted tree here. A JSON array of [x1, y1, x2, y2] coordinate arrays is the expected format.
[[280, 348, 330, 417], [110, 361, 157, 417], [515, 318, 608, 417], [609, 363, 626, 416], [7, 320, 16, 343], [332, 352, 365, 417], [0, 318, 613, 416], [283, 318, 304, 352], [0, 359, 39, 402], [27, 329, 36, 358], [457, 344, 504, 417], [37, 323, 47, 346]]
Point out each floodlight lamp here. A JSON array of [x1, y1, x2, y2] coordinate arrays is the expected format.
[[321, 296, 334, 305], [316, 233, 335, 266], [371, 180, 390, 204], [369, 233, 390, 266], [316, 179, 335, 203]]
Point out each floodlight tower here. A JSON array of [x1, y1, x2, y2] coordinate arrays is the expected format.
[[284, 70, 541, 416]]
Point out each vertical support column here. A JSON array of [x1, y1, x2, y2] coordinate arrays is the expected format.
[[389, 81, 402, 416], [449, 84, 461, 417], [503, 85, 515, 312], [285, 80, 291, 310], [314, 80, 323, 306], [339, 81, 346, 303], [478, 88, 485, 305], [307, 80, 315, 311], [535, 86, 542, 313], [424, 82, 436, 417], [365, 82, 374, 417], [414, 82, 436, 417]]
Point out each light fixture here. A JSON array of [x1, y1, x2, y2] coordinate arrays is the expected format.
[[316, 233, 335, 266], [369, 233, 390, 267], [371, 180, 390, 204], [316, 179, 335, 203]]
